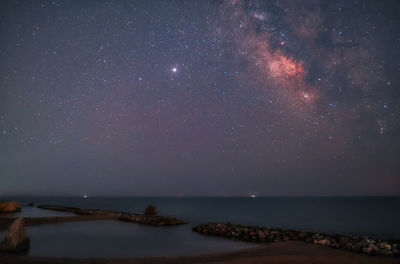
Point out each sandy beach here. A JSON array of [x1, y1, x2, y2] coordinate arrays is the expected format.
[[1, 241, 399, 264]]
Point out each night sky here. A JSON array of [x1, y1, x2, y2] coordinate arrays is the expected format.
[[1, 0, 399, 196]]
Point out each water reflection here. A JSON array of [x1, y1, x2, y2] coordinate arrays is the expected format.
[[20, 220, 255, 258]]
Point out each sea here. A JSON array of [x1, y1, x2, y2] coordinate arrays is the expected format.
[[0, 196, 399, 258]]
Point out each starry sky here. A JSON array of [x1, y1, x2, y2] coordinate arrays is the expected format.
[[1, 0, 400, 196]]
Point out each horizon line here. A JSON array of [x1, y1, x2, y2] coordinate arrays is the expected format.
[[1, 195, 399, 198]]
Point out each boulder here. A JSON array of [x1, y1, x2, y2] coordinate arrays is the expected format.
[[144, 205, 157, 215], [257, 230, 266, 239], [0, 201, 21, 213], [0, 218, 30, 252], [298, 231, 307, 240]]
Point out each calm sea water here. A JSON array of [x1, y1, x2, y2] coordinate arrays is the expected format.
[[1, 197, 399, 257]]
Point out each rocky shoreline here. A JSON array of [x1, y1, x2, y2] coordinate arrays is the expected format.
[[37, 204, 188, 226], [193, 222, 400, 257]]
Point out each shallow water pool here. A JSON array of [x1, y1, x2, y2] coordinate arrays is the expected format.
[[0, 220, 255, 258]]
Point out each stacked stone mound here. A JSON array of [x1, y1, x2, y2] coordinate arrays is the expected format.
[[192, 223, 400, 257], [145, 205, 157, 215], [0, 201, 21, 213], [38, 204, 187, 226], [0, 218, 30, 252]]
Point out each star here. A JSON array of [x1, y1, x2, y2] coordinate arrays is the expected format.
[[1, 0, 399, 197]]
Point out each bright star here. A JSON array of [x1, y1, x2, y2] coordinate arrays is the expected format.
[[172, 67, 177, 73]]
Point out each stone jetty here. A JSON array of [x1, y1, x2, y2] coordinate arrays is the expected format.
[[193, 222, 400, 257], [38, 204, 187, 226]]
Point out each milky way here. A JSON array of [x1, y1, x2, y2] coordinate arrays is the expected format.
[[1, 0, 399, 196]]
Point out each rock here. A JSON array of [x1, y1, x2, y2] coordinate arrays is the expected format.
[[298, 231, 307, 240], [350, 244, 361, 253], [379, 241, 391, 250], [304, 236, 314, 243], [339, 236, 349, 245], [145, 205, 157, 215], [362, 245, 378, 255], [0, 201, 21, 213], [257, 230, 266, 239], [0, 218, 30, 252]]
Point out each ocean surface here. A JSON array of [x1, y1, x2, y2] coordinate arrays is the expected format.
[[1, 197, 399, 258]]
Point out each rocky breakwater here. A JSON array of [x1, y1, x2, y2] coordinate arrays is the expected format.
[[118, 213, 187, 226], [38, 204, 187, 226], [0, 201, 21, 213], [192, 223, 400, 257]]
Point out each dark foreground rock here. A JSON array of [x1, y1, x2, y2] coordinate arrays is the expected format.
[[37, 204, 187, 226], [0, 201, 21, 213], [193, 223, 400, 257], [0, 218, 30, 252], [145, 205, 157, 215]]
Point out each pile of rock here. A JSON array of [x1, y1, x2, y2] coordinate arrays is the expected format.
[[145, 205, 157, 215], [38, 204, 187, 226], [0, 201, 21, 213], [192, 223, 400, 257]]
